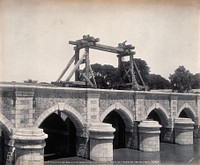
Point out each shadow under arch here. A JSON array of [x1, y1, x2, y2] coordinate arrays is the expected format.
[[177, 103, 196, 122], [100, 103, 133, 149], [146, 103, 169, 127], [100, 103, 133, 129], [0, 114, 14, 165], [34, 103, 86, 160], [146, 103, 169, 142], [34, 103, 85, 132]]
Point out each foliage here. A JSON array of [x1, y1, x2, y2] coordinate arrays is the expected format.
[[119, 58, 150, 86], [134, 58, 150, 84], [169, 66, 193, 93], [91, 58, 150, 89], [24, 79, 38, 83], [91, 63, 119, 89], [192, 73, 200, 89], [90, 62, 200, 92], [147, 74, 170, 90]]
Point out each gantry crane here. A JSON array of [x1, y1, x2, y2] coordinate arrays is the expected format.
[[52, 35, 146, 90]]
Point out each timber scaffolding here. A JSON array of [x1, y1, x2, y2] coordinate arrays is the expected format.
[[52, 35, 146, 90]]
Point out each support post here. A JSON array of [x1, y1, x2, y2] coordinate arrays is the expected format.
[[75, 48, 80, 81], [130, 53, 137, 89], [85, 47, 90, 85], [13, 127, 47, 165], [118, 55, 122, 78]]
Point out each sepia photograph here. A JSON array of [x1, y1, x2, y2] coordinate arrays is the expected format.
[[0, 0, 199, 165]]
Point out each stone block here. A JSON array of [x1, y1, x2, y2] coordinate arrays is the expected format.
[[174, 118, 194, 145], [89, 123, 115, 162], [13, 127, 47, 165], [138, 120, 161, 152]]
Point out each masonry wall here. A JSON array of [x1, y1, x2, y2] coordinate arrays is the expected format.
[[99, 91, 135, 119], [0, 82, 199, 139], [33, 88, 87, 124], [0, 90, 15, 124]]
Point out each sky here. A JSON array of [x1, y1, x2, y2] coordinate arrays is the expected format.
[[0, 0, 199, 83]]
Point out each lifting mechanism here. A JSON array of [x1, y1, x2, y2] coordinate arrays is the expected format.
[[52, 35, 146, 90]]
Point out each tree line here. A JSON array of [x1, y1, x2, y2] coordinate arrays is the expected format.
[[90, 59, 200, 93]]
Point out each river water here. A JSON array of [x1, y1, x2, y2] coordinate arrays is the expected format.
[[45, 139, 200, 165]]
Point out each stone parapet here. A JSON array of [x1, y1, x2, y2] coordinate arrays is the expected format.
[[13, 127, 47, 165], [138, 120, 161, 152], [174, 118, 194, 145], [89, 123, 115, 162]]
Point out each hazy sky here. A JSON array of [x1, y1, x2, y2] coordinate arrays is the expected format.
[[0, 0, 199, 82]]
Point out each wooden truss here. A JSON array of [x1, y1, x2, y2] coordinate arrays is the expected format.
[[53, 35, 146, 90]]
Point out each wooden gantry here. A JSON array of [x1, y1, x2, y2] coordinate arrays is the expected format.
[[53, 35, 146, 90]]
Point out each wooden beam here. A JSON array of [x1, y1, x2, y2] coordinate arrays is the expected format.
[[133, 61, 146, 88], [74, 48, 80, 81], [130, 54, 138, 89], [65, 53, 86, 81], [56, 55, 76, 82], [89, 65, 97, 88], [85, 47, 90, 80], [69, 41, 135, 55], [82, 73, 95, 88]]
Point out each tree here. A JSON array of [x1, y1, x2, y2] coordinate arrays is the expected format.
[[24, 79, 38, 83], [134, 58, 150, 84], [91, 58, 150, 89], [147, 74, 170, 90], [119, 58, 150, 87], [169, 66, 193, 93], [91, 63, 119, 89], [192, 73, 200, 89]]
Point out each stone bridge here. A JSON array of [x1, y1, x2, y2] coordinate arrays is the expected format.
[[0, 82, 200, 164]]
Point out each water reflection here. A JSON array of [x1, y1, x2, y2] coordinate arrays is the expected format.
[[45, 139, 200, 165]]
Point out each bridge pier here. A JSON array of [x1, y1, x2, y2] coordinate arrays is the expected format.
[[174, 118, 194, 145], [89, 123, 115, 162], [125, 127, 134, 149], [4, 138, 15, 165], [161, 118, 174, 143], [138, 120, 161, 152], [76, 124, 90, 159], [195, 95, 200, 138], [1, 83, 200, 163], [13, 127, 47, 165]]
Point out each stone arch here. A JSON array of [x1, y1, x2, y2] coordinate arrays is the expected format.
[[34, 103, 85, 132], [0, 113, 13, 137], [177, 103, 196, 121], [146, 103, 169, 126], [100, 103, 133, 129]]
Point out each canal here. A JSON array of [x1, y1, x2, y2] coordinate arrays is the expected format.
[[45, 139, 200, 165]]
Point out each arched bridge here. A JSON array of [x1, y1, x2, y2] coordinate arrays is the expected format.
[[0, 82, 200, 164]]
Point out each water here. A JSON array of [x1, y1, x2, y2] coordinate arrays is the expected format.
[[45, 139, 200, 165]]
